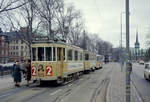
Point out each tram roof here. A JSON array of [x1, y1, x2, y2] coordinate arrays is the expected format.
[[32, 37, 83, 50]]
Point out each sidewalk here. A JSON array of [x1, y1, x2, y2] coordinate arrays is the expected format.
[[0, 75, 31, 91], [106, 63, 142, 102]]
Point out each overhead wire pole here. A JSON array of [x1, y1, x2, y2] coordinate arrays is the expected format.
[[125, 0, 132, 102], [120, 12, 123, 72]]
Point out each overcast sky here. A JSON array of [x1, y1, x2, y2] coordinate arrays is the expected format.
[[65, 0, 150, 49]]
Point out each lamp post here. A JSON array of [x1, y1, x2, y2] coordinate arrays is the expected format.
[[125, 0, 132, 102], [120, 12, 125, 72]]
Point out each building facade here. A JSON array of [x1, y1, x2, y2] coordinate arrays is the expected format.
[[9, 39, 30, 61], [7, 31, 30, 62], [0, 34, 9, 63], [0, 29, 30, 63]]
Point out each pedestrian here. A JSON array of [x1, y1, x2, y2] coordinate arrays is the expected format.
[[25, 59, 31, 86], [20, 59, 26, 78], [12, 60, 22, 87]]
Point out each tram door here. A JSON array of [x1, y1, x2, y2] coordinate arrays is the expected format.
[[57, 47, 64, 76]]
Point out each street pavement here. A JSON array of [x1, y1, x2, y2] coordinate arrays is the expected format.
[[106, 63, 142, 102], [0, 74, 32, 92], [0, 62, 147, 102], [0, 75, 14, 91], [131, 63, 150, 102]]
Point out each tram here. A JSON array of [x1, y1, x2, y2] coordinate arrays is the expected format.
[[83, 50, 96, 72], [31, 37, 96, 84], [96, 55, 104, 69], [31, 37, 97, 84]]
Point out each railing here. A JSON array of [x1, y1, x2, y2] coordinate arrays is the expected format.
[[0, 63, 14, 76]]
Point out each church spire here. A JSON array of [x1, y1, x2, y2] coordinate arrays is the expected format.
[[136, 29, 139, 43], [135, 28, 140, 49]]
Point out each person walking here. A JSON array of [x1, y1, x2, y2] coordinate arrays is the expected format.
[[25, 59, 31, 86], [20, 59, 26, 78], [12, 60, 22, 87]]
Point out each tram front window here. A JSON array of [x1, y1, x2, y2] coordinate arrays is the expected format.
[[38, 47, 44, 61], [32, 48, 36, 61], [46, 47, 52, 61]]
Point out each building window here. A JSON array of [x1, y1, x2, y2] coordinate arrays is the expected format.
[[13, 46, 15, 50], [13, 52, 15, 55], [16, 40, 18, 44], [2, 42, 4, 47], [21, 40, 23, 44], [1, 50, 4, 55], [5, 51, 7, 55], [21, 46, 23, 49], [21, 51, 23, 56], [16, 46, 18, 50], [16, 52, 18, 56]]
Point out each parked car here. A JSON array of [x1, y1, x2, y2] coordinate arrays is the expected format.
[[144, 63, 150, 80], [139, 60, 145, 65]]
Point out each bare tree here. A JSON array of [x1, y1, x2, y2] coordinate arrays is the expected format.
[[6, 0, 39, 57], [35, 0, 62, 38], [0, 0, 28, 31], [0, 0, 27, 13], [53, 3, 83, 42]]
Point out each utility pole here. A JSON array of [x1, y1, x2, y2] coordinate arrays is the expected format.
[[126, 0, 132, 102], [120, 12, 124, 72]]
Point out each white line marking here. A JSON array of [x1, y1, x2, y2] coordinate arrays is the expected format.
[[50, 89, 62, 96]]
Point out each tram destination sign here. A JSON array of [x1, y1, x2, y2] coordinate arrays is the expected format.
[[33, 36, 49, 41]]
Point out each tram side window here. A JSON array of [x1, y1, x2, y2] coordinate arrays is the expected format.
[[32, 48, 36, 61], [85, 54, 89, 61], [53, 47, 56, 61], [68, 49, 72, 61], [38, 47, 44, 61], [96, 56, 99, 61], [80, 53, 82, 60], [57, 48, 61, 61], [46, 47, 52, 61], [63, 48, 65, 60], [74, 51, 78, 61]]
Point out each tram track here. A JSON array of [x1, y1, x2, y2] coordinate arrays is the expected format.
[[0, 64, 108, 102], [90, 63, 113, 102], [52, 63, 112, 102]]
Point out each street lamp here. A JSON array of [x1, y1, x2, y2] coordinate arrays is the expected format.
[[120, 12, 125, 71], [120, 12, 125, 49]]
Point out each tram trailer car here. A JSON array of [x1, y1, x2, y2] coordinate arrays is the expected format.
[[83, 50, 96, 72], [96, 55, 104, 69], [31, 40, 85, 84]]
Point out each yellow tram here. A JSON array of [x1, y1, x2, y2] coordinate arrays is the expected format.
[[83, 50, 96, 72], [31, 37, 97, 84], [96, 55, 104, 69]]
